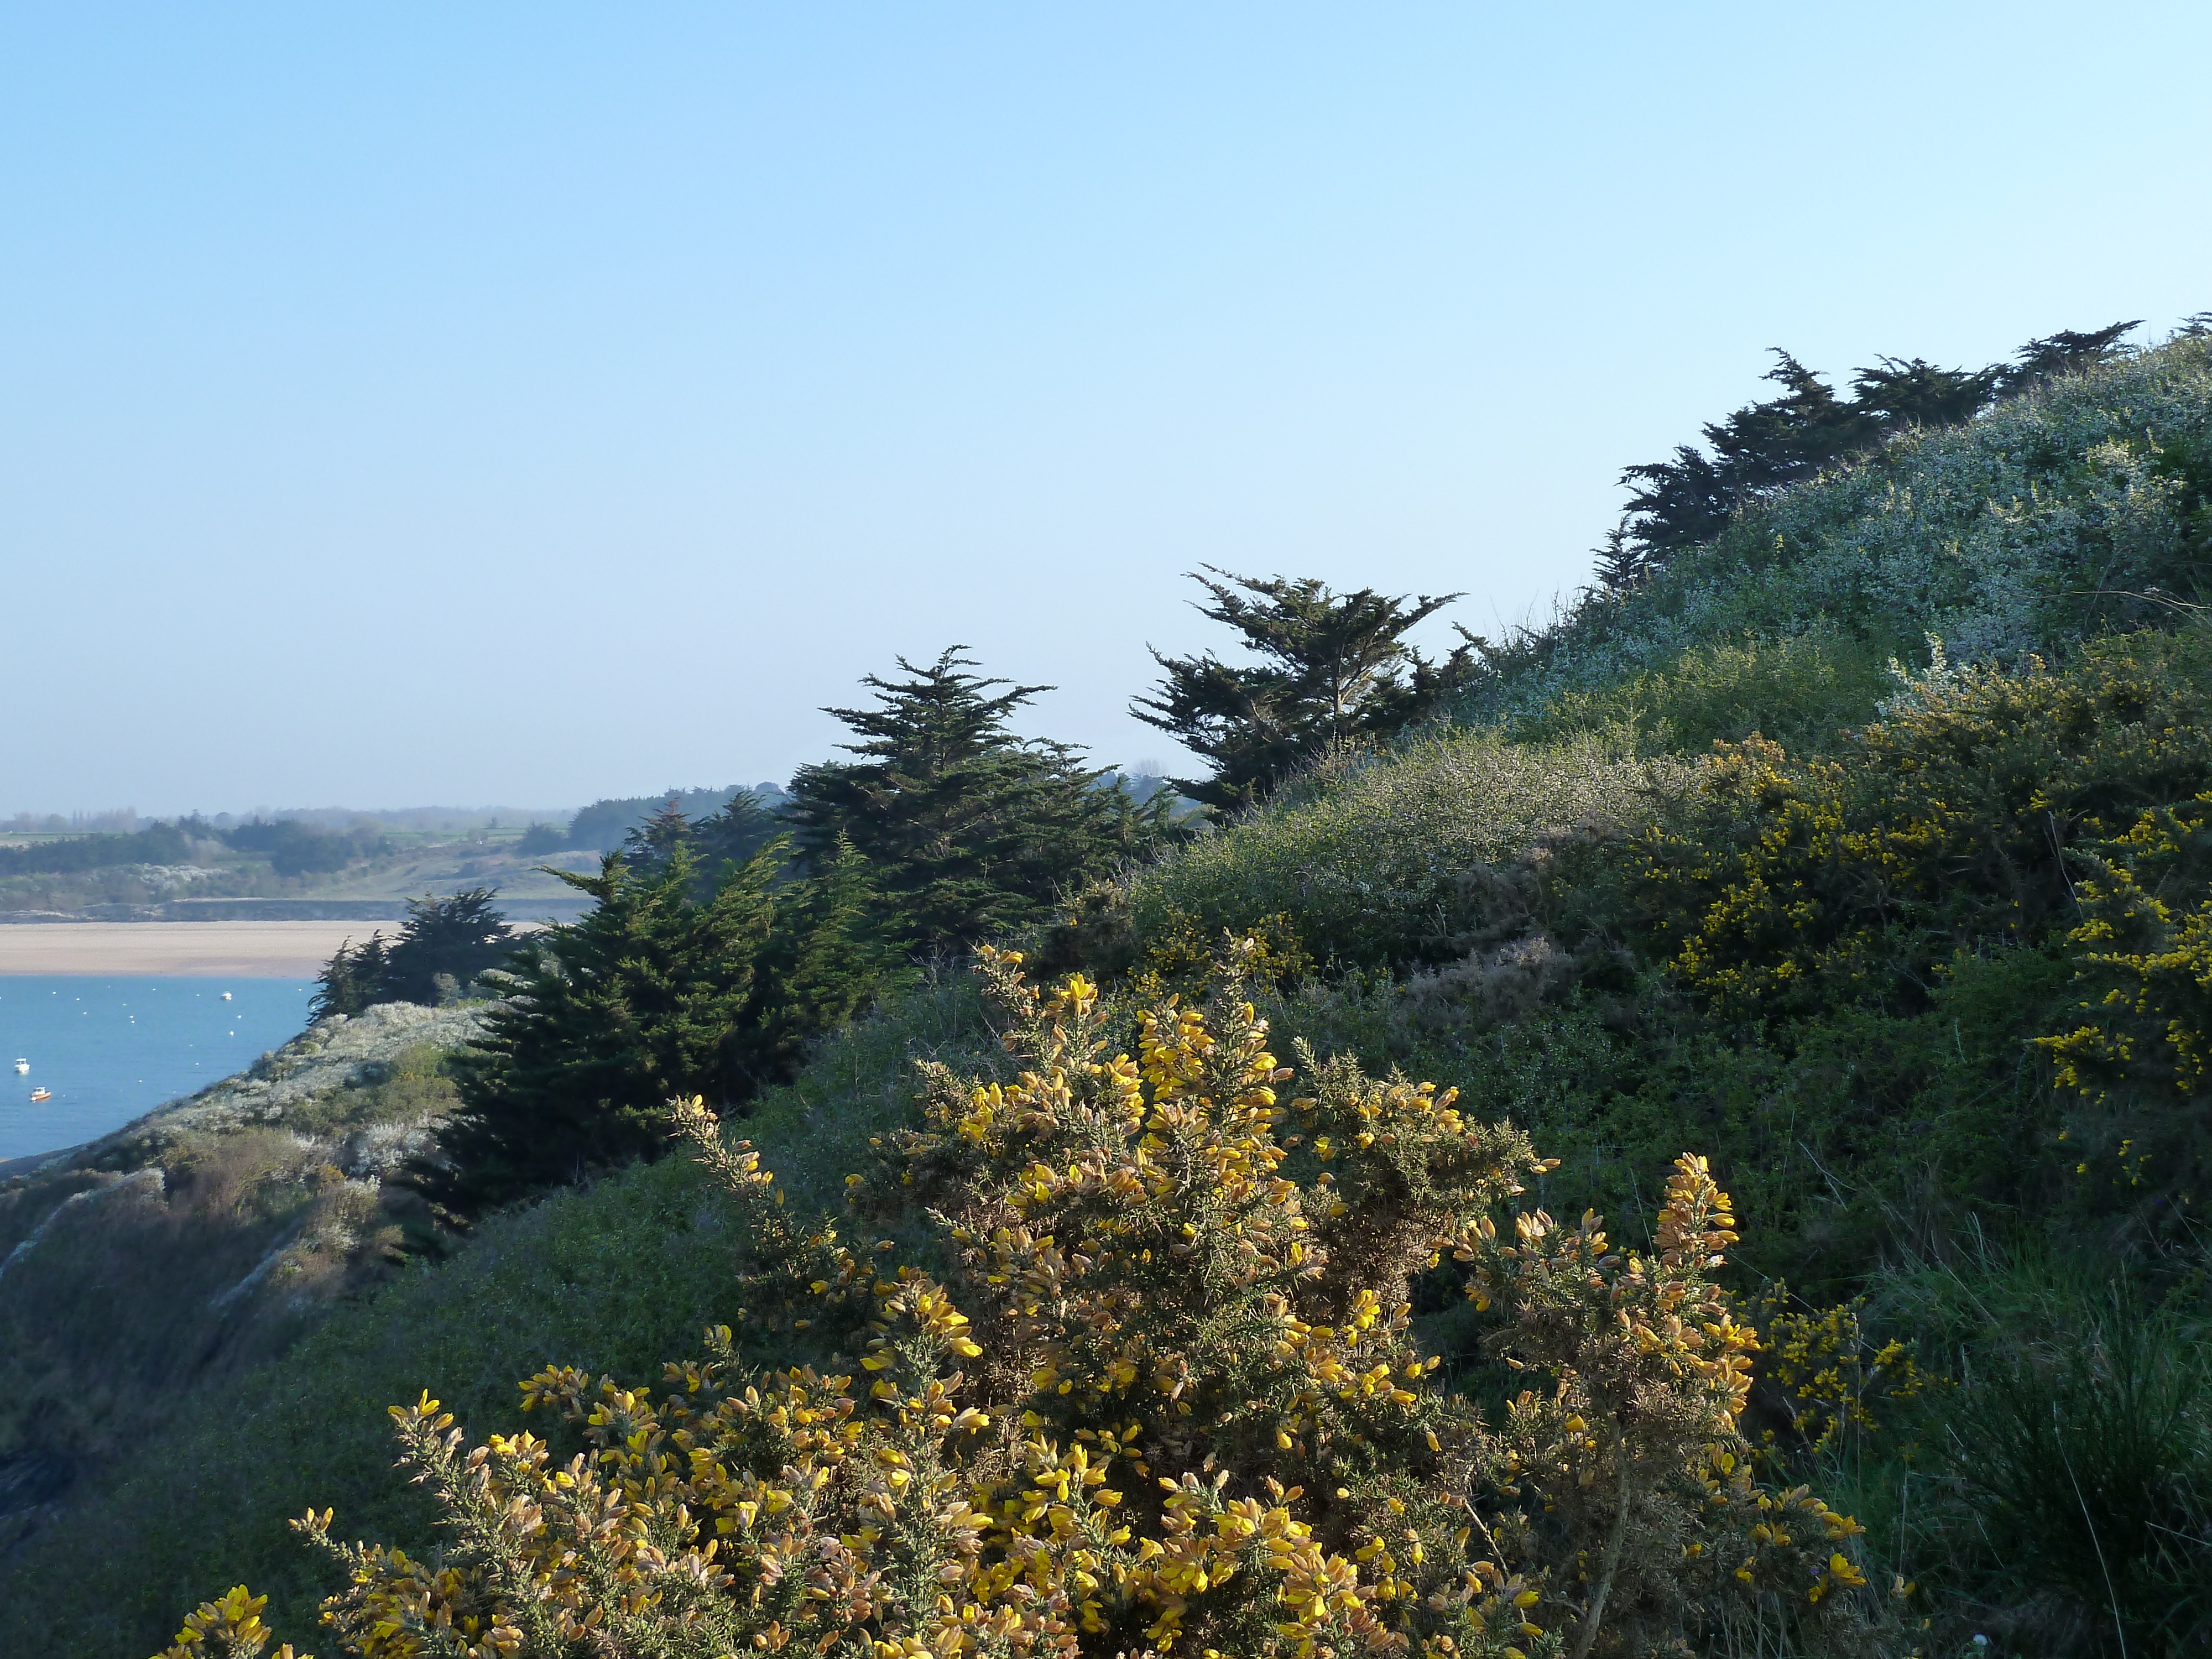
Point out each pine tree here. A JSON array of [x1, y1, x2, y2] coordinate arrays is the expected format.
[[418, 847, 779, 1219], [1131, 568, 1474, 811], [786, 649, 1157, 952]]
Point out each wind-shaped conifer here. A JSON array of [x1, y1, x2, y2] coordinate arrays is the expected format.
[[1133, 568, 1475, 812], [787, 648, 1168, 952]]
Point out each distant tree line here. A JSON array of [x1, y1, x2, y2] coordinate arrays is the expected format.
[[0, 813, 389, 879], [206, 816, 388, 875], [0, 820, 194, 876]]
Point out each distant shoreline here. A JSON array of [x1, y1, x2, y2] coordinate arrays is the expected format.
[[0, 921, 436, 977], [0, 895, 596, 925]]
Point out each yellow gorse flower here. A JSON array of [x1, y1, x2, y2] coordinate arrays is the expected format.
[[165, 945, 1881, 1659]]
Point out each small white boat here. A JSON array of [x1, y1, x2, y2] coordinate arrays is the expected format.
[[28, 1087, 51, 1103], [221, 992, 233, 1002], [12, 1058, 25, 1075]]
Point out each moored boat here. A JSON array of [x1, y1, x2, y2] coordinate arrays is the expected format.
[[28, 1087, 51, 1103]]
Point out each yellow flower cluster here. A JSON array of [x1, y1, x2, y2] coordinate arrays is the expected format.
[[1757, 1294, 1931, 1458], [2038, 791, 2212, 1103], [1632, 653, 2212, 1022], [161, 945, 1892, 1659], [158, 1585, 311, 1659], [1133, 906, 1314, 1003]]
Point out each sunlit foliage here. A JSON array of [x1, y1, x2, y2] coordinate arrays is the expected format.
[[163, 948, 1892, 1659]]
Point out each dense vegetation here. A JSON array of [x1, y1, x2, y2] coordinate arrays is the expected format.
[[0, 819, 194, 875], [312, 890, 518, 1018], [1598, 318, 2173, 584], [0, 812, 405, 912], [7, 321, 2212, 1659], [410, 651, 1172, 1220]]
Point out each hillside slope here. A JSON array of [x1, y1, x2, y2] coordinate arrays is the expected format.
[[7, 335, 2212, 1658], [0, 1003, 482, 1561], [1481, 331, 2212, 747]]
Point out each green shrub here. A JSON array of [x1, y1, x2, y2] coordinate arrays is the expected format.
[[1459, 333, 2212, 726], [152, 950, 1897, 1659], [1519, 627, 1898, 758], [1629, 636, 2212, 1022], [1109, 728, 1680, 973]]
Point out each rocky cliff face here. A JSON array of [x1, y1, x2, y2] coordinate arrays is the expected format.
[[91, 999, 487, 1167]]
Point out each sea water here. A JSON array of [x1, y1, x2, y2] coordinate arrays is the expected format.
[[0, 977, 315, 1161]]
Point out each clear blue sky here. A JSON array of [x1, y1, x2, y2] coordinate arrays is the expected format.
[[5, 3, 2208, 815]]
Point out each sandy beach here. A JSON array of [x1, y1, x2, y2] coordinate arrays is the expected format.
[[0, 922, 389, 977]]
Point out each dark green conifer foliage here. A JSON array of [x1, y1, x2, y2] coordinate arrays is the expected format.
[[1131, 567, 1474, 811], [379, 887, 515, 1005], [616, 794, 785, 899], [308, 931, 390, 1020], [786, 649, 1157, 952], [753, 833, 911, 1079], [1847, 356, 2001, 429], [618, 800, 696, 873], [691, 788, 781, 880], [418, 848, 779, 1219], [1606, 322, 2152, 585], [1996, 319, 2142, 395]]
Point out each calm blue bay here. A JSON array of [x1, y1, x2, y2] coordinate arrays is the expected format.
[[0, 977, 315, 1161]]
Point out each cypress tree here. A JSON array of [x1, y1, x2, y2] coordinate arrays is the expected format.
[[752, 833, 911, 1081], [309, 931, 390, 1020], [1131, 568, 1474, 811], [786, 648, 1159, 952], [418, 846, 779, 1219], [379, 887, 515, 1005]]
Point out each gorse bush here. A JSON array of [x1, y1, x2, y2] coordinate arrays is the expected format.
[[1627, 634, 2212, 1022], [2041, 787, 2212, 1102], [160, 949, 1892, 1659]]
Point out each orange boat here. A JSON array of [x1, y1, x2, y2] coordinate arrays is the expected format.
[[28, 1088, 51, 1103]]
